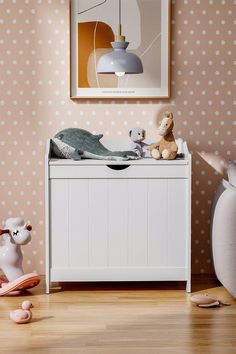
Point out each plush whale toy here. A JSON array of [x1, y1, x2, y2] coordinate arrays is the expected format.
[[52, 128, 138, 161]]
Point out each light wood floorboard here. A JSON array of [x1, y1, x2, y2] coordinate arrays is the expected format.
[[0, 276, 235, 354]]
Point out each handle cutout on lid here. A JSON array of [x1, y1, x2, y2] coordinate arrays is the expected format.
[[106, 165, 130, 171]]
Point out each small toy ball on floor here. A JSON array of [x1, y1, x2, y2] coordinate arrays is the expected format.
[[10, 300, 33, 324], [190, 294, 230, 308]]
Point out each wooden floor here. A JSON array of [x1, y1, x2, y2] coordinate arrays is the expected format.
[[0, 276, 235, 354]]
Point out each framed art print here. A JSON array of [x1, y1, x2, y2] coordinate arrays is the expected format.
[[70, 0, 171, 99]]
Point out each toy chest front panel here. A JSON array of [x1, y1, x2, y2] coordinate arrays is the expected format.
[[48, 160, 189, 282]]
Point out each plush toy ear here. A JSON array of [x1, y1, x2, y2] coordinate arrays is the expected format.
[[0, 229, 9, 236], [129, 130, 132, 137], [164, 111, 173, 119], [24, 224, 32, 231]]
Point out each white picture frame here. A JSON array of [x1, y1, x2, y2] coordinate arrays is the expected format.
[[70, 0, 171, 99]]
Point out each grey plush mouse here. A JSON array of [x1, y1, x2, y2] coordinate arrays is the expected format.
[[129, 127, 151, 158]]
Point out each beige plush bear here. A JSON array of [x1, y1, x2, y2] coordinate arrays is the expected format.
[[148, 111, 178, 160]]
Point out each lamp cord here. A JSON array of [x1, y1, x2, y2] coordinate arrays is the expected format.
[[119, 0, 121, 25], [118, 0, 122, 35], [77, 0, 107, 15]]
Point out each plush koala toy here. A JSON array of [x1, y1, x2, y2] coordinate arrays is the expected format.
[[129, 127, 151, 158]]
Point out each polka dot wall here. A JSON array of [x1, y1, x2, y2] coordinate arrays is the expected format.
[[0, 0, 235, 275]]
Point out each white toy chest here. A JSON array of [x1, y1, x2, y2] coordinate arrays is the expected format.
[[45, 140, 191, 293]]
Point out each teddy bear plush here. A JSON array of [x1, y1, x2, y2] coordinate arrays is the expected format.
[[148, 111, 178, 160], [129, 127, 151, 158]]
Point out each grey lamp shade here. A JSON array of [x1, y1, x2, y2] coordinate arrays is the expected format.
[[96, 41, 143, 74]]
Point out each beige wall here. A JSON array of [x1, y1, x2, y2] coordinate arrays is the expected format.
[[0, 0, 235, 274]]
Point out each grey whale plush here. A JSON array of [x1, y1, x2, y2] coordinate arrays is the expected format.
[[52, 128, 138, 161]]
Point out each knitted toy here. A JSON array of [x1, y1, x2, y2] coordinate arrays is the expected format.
[[129, 127, 151, 158], [52, 128, 138, 161], [148, 111, 178, 160]]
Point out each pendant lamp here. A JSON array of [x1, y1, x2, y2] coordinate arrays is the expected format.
[[96, 0, 143, 76]]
